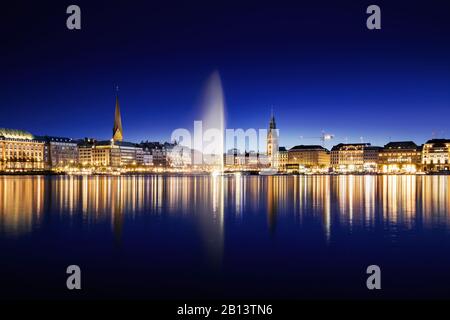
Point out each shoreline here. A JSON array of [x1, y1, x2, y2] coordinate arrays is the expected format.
[[0, 171, 449, 177]]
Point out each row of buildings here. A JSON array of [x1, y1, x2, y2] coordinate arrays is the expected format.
[[266, 116, 450, 174], [1, 96, 449, 174], [0, 95, 177, 172]]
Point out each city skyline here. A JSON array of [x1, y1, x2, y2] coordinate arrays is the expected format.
[[1, 93, 449, 175], [2, 1, 450, 147], [1, 91, 449, 153]]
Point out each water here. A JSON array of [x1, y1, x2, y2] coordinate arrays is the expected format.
[[1, 174, 450, 299]]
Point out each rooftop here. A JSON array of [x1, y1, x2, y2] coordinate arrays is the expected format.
[[0, 128, 34, 140], [290, 145, 328, 151], [425, 139, 450, 145], [331, 143, 371, 151], [96, 140, 139, 148], [365, 146, 383, 150], [384, 141, 418, 150], [35, 135, 75, 143]]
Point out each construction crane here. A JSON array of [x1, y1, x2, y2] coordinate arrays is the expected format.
[[299, 130, 335, 147]]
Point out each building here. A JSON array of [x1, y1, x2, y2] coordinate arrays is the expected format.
[[266, 112, 279, 167], [99, 140, 149, 167], [36, 136, 78, 168], [0, 128, 45, 171], [363, 146, 383, 172], [168, 145, 193, 168], [78, 138, 95, 166], [77, 94, 151, 168], [331, 143, 381, 173], [223, 149, 268, 170], [378, 141, 422, 173], [139, 141, 177, 167], [225, 148, 245, 168], [274, 147, 288, 172], [422, 139, 450, 172], [287, 145, 330, 173], [142, 152, 153, 166], [79, 139, 151, 167]]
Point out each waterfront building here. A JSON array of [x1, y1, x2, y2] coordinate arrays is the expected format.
[[91, 142, 112, 166], [78, 139, 95, 166], [78, 139, 151, 167], [287, 145, 330, 173], [378, 141, 422, 173], [422, 139, 450, 172], [150, 147, 167, 166], [77, 95, 151, 168], [139, 141, 176, 167], [274, 147, 288, 172], [247, 151, 264, 168], [225, 148, 245, 168], [101, 140, 149, 167], [36, 136, 78, 168], [363, 146, 383, 172], [142, 152, 153, 166], [168, 145, 193, 167], [330, 143, 381, 173], [224, 149, 268, 170], [266, 112, 279, 167], [0, 128, 45, 171]]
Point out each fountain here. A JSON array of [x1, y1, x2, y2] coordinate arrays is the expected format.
[[196, 72, 226, 266], [200, 71, 226, 174]]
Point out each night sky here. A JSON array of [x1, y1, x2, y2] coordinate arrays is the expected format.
[[1, 0, 449, 149]]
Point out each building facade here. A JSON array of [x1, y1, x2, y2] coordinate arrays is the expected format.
[[0, 128, 45, 171], [78, 140, 151, 167], [287, 145, 330, 173], [274, 147, 288, 172], [139, 141, 177, 167], [363, 146, 383, 172], [378, 141, 422, 173], [223, 149, 270, 170], [422, 139, 450, 172], [225, 148, 245, 169], [331, 143, 381, 173], [78, 139, 94, 166], [36, 136, 78, 168]]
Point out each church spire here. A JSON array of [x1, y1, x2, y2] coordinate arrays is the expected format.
[[269, 108, 276, 130], [112, 86, 123, 142]]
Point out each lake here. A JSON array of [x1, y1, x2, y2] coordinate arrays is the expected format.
[[1, 174, 450, 299]]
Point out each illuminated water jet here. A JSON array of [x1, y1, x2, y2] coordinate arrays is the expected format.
[[201, 71, 226, 173]]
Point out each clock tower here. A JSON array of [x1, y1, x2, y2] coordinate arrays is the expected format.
[[267, 112, 279, 167]]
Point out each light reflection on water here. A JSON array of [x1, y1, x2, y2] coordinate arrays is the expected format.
[[2, 174, 450, 299], [1, 175, 450, 237]]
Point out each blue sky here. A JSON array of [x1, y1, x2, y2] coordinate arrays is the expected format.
[[1, 0, 449, 149]]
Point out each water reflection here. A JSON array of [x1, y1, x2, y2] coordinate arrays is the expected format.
[[0, 176, 45, 236], [1, 175, 450, 240]]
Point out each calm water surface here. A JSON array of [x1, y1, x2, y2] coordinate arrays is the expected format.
[[1, 174, 450, 299]]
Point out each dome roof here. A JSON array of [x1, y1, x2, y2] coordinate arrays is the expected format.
[[0, 128, 34, 140]]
